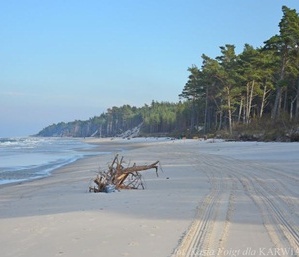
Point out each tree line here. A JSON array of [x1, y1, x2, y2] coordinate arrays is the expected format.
[[37, 6, 299, 140], [180, 6, 299, 136], [36, 102, 189, 137]]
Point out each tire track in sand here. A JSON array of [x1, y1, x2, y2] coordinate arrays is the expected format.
[[172, 155, 236, 257], [171, 146, 299, 257], [213, 156, 299, 256], [236, 169, 299, 254]]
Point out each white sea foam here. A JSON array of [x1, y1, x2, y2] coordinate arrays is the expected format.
[[0, 137, 104, 185]]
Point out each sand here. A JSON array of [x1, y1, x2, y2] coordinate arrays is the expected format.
[[0, 138, 299, 257]]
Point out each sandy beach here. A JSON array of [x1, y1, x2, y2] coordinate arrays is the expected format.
[[1, 138, 299, 257]]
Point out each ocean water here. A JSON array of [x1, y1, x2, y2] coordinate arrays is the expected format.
[[0, 137, 104, 185]]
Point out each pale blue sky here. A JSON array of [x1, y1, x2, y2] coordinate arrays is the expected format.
[[1, 0, 298, 137]]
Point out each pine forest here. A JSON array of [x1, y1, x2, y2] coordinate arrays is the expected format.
[[36, 6, 299, 141]]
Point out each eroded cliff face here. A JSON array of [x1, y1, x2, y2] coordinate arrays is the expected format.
[[35, 121, 99, 137], [35, 119, 143, 138]]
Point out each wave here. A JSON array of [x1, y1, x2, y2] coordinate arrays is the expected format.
[[0, 137, 105, 186], [0, 155, 82, 185]]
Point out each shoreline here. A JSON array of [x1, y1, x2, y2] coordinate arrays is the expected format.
[[0, 136, 151, 188], [1, 138, 298, 257]]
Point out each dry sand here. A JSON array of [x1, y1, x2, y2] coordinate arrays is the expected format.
[[0, 138, 299, 257]]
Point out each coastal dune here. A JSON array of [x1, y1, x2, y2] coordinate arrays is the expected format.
[[0, 138, 299, 257]]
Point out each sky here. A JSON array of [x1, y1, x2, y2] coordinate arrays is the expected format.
[[1, 0, 299, 137]]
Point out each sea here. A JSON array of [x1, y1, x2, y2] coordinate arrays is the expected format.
[[0, 137, 105, 185]]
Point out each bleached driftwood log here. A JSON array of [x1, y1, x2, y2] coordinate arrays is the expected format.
[[89, 154, 159, 193]]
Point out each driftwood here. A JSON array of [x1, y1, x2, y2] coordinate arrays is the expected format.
[[89, 154, 159, 193]]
